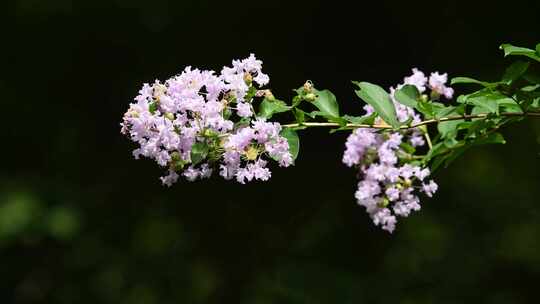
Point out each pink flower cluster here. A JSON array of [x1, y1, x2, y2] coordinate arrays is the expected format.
[[343, 68, 449, 232], [120, 55, 293, 186], [399, 68, 454, 99]]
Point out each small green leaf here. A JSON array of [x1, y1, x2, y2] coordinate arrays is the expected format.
[[500, 43, 540, 62], [400, 142, 416, 154], [394, 84, 419, 108], [312, 89, 340, 118], [245, 86, 257, 101], [280, 128, 300, 161], [191, 142, 209, 165], [353, 81, 399, 128], [148, 101, 158, 114], [258, 98, 290, 119], [502, 61, 529, 84], [536, 43, 540, 55]]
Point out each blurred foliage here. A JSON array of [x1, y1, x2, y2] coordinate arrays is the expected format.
[[3, 0, 540, 303], [0, 191, 79, 246]]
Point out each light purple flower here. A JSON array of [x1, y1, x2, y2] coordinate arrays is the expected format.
[[429, 72, 454, 99], [236, 102, 253, 117], [403, 68, 428, 93]]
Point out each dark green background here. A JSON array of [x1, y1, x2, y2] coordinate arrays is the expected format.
[[3, 0, 540, 303]]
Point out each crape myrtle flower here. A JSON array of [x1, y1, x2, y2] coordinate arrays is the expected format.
[[343, 68, 451, 232], [121, 54, 293, 186]]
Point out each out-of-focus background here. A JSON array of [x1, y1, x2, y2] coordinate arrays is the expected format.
[[4, 0, 540, 303]]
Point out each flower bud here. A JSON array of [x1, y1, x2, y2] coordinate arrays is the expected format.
[[264, 90, 275, 101], [153, 84, 167, 98], [244, 72, 253, 85], [430, 90, 440, 101], [420, 94, 429, 102], [304, 93, 316, 102], [165, 112, 175, 121], [378, 197, 389, 208], [203, 128, 216, 137], [170, 151, 181, 161], [173, 160, 185, 171], [127, 109, 139, 118], [303, 80, 313, 92], [403, 178, 412, 187], [244, 146, 259, 161]]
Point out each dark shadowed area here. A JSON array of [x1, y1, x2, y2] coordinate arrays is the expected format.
[[3, 0, 540, 303]]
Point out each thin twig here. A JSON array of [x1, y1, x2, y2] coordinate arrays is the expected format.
[[282, 112, 540, 130]]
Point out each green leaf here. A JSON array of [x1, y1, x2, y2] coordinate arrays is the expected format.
[[522, 84, 540, 92], [450, 77, 497, 88], [468, 95, 499, 114], [343, 112, 377, 125], [444, 137, 460, 148], [148, 101, 158, 114], [424, 142, 450, 162], [502, 61, 529, 84], [473, 132, 506, 146], [536, 43, 540, 55], [306, 110, 324, 119], [280, 128, 300, 161], [500, 43, 540, 62], [353, 81, 399, 128], [327, 116, 348, 126], [438, 120, 462, 139], [399, 142, 416, 154], [436, 105, 464, 139], [294, 108, 305, 124], [306, 110, 347, 126], [434, 105, 457, 118], [415, 101, 448, 119], [497, 98, 523, 113], [245, 86, 257, 101], [394, 84, 419, 108], [312, 89, 340, 118], [190, 142, 209, 165], [530, 98, 540, 110], [258, 98, 290, 119]]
